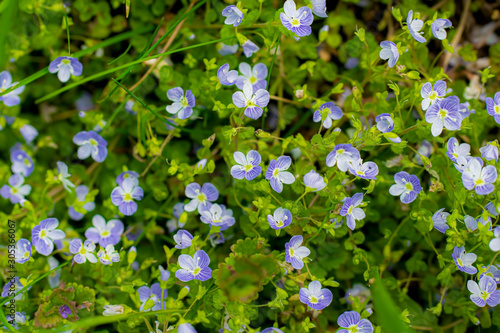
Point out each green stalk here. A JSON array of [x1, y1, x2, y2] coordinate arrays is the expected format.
[[35, 36, 235, 104], [0, 26, 154, 97]]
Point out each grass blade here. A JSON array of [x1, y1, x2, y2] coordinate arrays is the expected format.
[[371, 269, 416, 333], [0, 26, 154, 97]]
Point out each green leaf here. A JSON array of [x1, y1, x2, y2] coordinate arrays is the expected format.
[[370, 268, 416, 333]]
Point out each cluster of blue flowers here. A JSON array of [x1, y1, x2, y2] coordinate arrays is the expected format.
[[2, 1, 500, 332]]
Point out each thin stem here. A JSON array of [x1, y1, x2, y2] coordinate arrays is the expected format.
[[65, 14, 71, 55]]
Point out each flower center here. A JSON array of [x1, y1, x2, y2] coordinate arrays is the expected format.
[[429, 91, 438, 100], [244, 163, 253, 172], [475, 178, 484, 186], [276, 220, 284, 227], [291, 18, 300, 26], [62, 59, 71, 65], [249, 76, 258, 84], [495, 105, 500, 114], [356, 170, 364, 176], [273, 168, 280, 177], [348, 324, 359, 333], [337, 149, 345, 155], [457, 258, 463, 266], [347, 206, 354, 215], [101, 230, 110, 237], [89, 139, 98, 146], [193, 267, 201, 276], [180, 96, 189, 107], [40, 229, 47, 238], [438, 109, 448, 118], [197, 193, 206, 202], [11, 187, 18, 194], [405, 182, 413, 192], [289, 248, 295, 256], [124, 193, 133, 201]]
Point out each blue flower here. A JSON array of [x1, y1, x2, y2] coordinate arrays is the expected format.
[[337, 311, 373, 333], [167, 202, 186, 232], [486, 92, 500, 124], [299, 280, 332, 310], [69, 185, 96, 220], [11, 150, 34, 177], [280, 0, 314, 37], [490, 227, 500, 252], [486, 202, 500, 216], [268, 207, 293, 230], [97, 244, 120, 265], [69, 238, 97, 264], [285, 235, 310, 269], [480, 142, 499, 162], [217, 64, 238, 86], [467, 275, 500, 307], [458, 101, 472, 120], [348, 159, 379, 180], [452, 246, 477, 274], [432, 208, 449, 233], [431, 19, 452, 40], [166, 87, 195, 120], [0, 71, 25, 106], [464, 215, 491, 232], [261, 328, 284, 333], [313, 102, 343, 129], [446, 137, 470, 163], [222, 5, 243, 27], [73, 130, 108, 162], [236, 63, 268, 93], [232, 82, 270, 119], [200, 203, 235, 230], [176, 250, 212, 282], [303, 169, 326, 191], [138, 283, 165, 312], [242, 40, 259, 58], [1, 277, 28, 301], [265, 155, 295, 193], [15, 238, 32, 264], [311, 0, 327, 17], [111, 177, 144, 216], [184, 182, 219, 213], [375, 113, 394, 133], [125, 100, 136, 115], [480, 265, 500, 284], [389, 171, 421, 204], [20, 124, 38, 143], [32, 218, 66, 256], [49, 56, 83, 83], [230, 150, 262, 180], [379, 41, 399, 68], [1, 174, 31, 206], [407, 10, 426, 43], [174, 230, 193, 249], [159, 265, 171, 281], [59, 305, 71, 319], [116, 170, 139, 186], [218, 43, 239, 56], [425, 96, 462, 136], [85, 215, 124, 247], [421, 80, 447, 111], [178, 323, 197, 333], [340, 193, 365, 230], [461, 158, 497, 195], [326, 144, 360, 172], [57, 161, 75, 192]]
